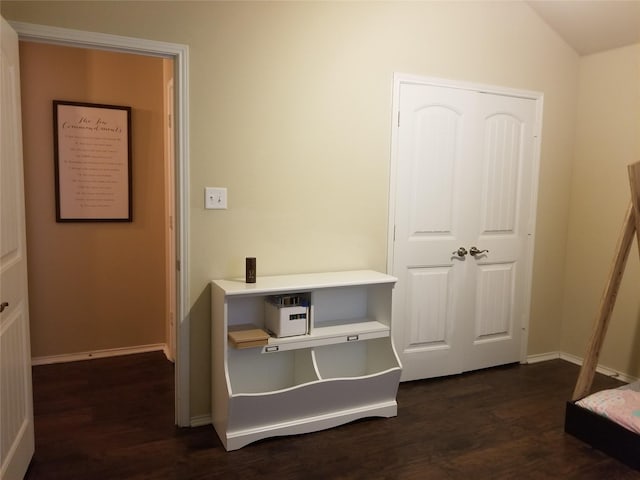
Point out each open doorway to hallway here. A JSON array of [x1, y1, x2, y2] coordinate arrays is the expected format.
[[19, 40, 176, 371]]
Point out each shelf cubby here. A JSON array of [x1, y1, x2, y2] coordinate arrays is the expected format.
[[313, 337, 401, 379], [227, 347, 318, 394]]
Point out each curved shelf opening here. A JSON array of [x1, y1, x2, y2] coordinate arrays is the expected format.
[[227, 347, 319, 395], [314, 337, 401, 380]]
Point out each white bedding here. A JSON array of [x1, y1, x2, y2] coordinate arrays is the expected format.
[[576, 380, 640, 434]]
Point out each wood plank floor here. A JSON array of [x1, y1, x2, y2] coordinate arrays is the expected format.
[[24, 352, 640, 479]]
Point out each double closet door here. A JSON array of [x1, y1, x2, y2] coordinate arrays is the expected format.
[[390, 79, 541, 381]]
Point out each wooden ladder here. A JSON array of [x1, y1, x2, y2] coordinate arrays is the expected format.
[[571, 161, 640, 401]]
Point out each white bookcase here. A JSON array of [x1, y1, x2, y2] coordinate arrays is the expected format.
[[211, 270, 402, 450]]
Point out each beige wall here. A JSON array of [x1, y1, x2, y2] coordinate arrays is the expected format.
[[2, 1, 581, 418], [18, 41, 168, 358], [561, 44, 640, 378]]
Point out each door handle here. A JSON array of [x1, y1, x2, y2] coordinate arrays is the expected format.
[[0, 302, 8, 313], [452, 247, 468, 258], [469, 246, 489, 257]]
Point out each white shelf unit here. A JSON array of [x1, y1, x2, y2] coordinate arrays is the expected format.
[[211, 270, 402, 450]]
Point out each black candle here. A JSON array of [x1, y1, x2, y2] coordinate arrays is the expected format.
[[245, 257, 256, 283]]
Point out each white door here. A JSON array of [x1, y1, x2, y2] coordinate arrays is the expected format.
[[0, 16, 35, 480], [390, 78, 539, 382]]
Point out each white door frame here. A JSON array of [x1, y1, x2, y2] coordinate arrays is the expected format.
[[9, 21, 191, 426], [387, 73, 543, 364]]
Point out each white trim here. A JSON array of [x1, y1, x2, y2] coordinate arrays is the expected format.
[[10, 21, 191, 427], [387, 73, 543, 366], [162, 344, 174, 363], [559, 352, 638, 384], [9, 21, 183, 57], [525, 351, 639, 384], [32, 343, 167, 366], [190, 414, 212, 427], [386, 74, 400, 275], [520, 90, 544, 363], [525, 351, 561, 364], [390, 73, 544, 101]]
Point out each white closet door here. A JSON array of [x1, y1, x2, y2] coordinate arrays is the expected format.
[[392, 83, 479, 381], [0, 16, 35, 480], [391, 79, 539, 382], [461, 92, 537, 372]]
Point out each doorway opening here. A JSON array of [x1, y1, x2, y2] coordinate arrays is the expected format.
[[11, 21, 190, 426]]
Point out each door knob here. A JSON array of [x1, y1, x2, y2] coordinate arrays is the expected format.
[[452, 247, 468, 257], [469, 246, 489, 257], [0, 302, 8, 313]]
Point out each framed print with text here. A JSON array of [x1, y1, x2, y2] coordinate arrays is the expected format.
[[53, 100, 132, 222]]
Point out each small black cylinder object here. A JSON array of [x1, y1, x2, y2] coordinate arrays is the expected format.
[[245, 257, 256, 283]]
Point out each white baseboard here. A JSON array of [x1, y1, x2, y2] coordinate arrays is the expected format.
[[524, 351, 561, 364], [162, 345, 175, 363], [190, 414, 212, 427], [558, 352, 638, 384], [32, 343, 168, 366], [526, 351, 638, 384]]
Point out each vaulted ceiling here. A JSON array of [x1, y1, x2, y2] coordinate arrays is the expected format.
[[526, 0, 640, 55]]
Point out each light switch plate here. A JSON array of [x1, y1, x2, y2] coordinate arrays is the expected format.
[[205, 187, 227, 209]]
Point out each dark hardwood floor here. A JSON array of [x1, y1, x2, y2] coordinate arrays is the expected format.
[[24, 352, 640, 479]]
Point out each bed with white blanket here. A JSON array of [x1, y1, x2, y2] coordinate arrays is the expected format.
[[565, 380, 640, 470]]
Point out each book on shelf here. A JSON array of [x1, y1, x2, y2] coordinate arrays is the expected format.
[[228, 324, 270, 349]]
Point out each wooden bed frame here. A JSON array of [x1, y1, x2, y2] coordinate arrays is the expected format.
[[564, 161, 640, 471]]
